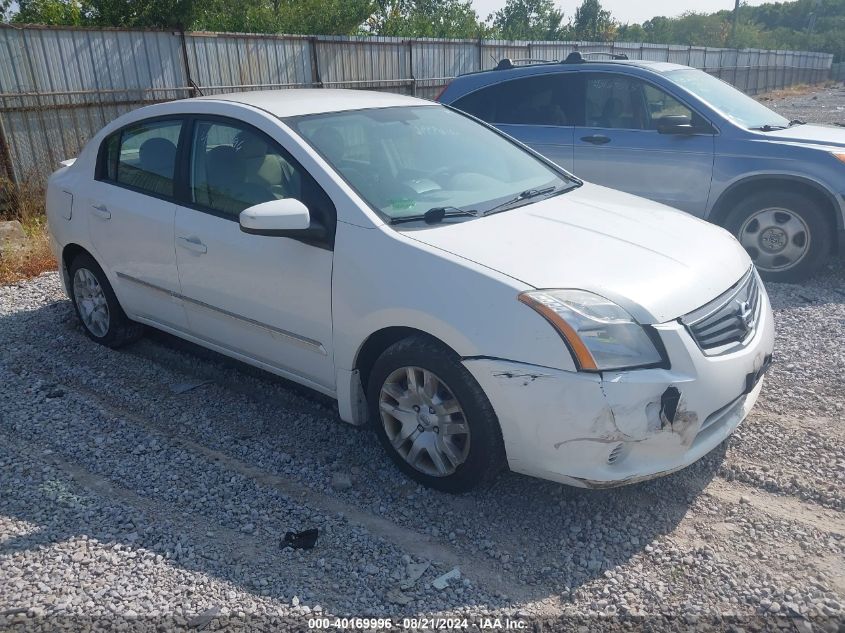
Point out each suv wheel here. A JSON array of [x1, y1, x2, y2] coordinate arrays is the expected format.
[[725, 190, 831, 282], [367, 335, 505, 492], [69, 253, 143, 347]]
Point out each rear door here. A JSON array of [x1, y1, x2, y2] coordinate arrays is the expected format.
[[450, 72, 579, 172], [86, 117, 189, 330], [572, 73, 715, 215]]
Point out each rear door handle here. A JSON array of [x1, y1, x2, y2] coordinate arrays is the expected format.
[[580, 135, 611, 145], [91, 204, 111, 220], [176, 236, 207, 254]]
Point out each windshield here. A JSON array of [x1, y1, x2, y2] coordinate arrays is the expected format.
[[666, 68, 789, 130], [288, 105, 574, 222]]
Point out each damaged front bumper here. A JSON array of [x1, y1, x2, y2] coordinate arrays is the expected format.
[[463, 289, 775, 488]]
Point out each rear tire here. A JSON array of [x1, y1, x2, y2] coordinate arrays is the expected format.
[[725, 189, 831, 282], [367, 335, 505, 493], [69, 253, 143, 348]]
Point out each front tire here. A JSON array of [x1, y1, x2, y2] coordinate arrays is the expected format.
[[725, 189, 831, 282], [69, 253, 143, 348], [367, 335, 505, 493]]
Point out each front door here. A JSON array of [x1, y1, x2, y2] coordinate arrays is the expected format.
[[573, 73, 715, 216], [86, 117, 188, 330], [173, 117, 336, 392]]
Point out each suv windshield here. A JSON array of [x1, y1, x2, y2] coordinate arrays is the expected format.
[[666, 68, 789, 130], [288, 105, 575, 223]]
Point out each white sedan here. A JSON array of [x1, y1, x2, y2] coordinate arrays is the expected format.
[[46, 89, 774, 492]]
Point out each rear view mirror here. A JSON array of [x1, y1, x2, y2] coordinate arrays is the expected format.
[[239, 198, 310, 236], [657, 115, 701, 135]]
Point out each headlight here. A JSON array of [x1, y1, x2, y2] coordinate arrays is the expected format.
[[519, 289, 663, 371], [834, 152, 845, 164]]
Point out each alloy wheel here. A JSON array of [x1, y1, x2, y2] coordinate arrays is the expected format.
[[72, 268, 110, 338], [378, 366, 470, 477]]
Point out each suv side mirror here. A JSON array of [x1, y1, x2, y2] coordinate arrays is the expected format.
[[240, 198, 311, 236], [657, 114, 700, 135]]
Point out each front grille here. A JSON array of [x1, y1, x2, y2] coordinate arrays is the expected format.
[[681, 268, 762, 353]]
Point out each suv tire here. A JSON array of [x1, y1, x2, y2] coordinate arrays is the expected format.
[[725, 189, 831, 282]]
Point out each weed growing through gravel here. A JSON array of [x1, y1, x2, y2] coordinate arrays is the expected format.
[[0, 177, 56, 285]]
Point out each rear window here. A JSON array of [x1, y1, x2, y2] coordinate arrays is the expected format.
[[98, 119, 182, 198]]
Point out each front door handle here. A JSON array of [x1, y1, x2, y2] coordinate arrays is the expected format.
[[580, 134, 612, 145], [91, 204, 111, 220], [176, 236, 207, 254]]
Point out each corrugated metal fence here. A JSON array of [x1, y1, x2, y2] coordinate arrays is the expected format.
[[831, 62, 845, 82], [0, 24, 835, 185]]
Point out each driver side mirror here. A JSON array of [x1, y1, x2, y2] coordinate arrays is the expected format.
[[240, 198, 311, 236], [657, 114, 707, 135], [239, 198, 330, 244]]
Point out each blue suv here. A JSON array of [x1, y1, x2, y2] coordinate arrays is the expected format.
[[438, 53, 845, 282]]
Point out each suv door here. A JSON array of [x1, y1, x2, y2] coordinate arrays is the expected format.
[[173, 116, 336, 392], [87, 117, 189, 330], [573, 73, 715, 216], [451, 72, 579, 171]]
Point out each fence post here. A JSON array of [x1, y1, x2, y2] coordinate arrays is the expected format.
[[477, 37, 483, 71], [408, 39, 416, 96], [178, 29, 197, 98], [309, 36, 322, 87], [0, 115, 16, 185], [732, 48, 738, 87]]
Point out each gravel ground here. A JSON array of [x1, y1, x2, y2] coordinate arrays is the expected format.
[[760, 82, 845, 125], [1, 87, 844, 632]]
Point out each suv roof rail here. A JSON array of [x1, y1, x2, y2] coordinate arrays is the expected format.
[[563, 51, 629, 64], [495, 58, 556, 70]]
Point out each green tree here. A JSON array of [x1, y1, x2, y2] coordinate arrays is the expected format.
[[370, 0, 484, 38], [616, 22, 646, 42], [572, 0, 615, 41], [12, 0, 83, 24], [83, 0, 196, 29], [490, 0, 566, 40]]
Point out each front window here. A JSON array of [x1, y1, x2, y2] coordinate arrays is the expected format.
[[585, 76, 645, 129], [666, 68, 789, 130], [187, 118, 336, 234], [287, 105, 575, 223]]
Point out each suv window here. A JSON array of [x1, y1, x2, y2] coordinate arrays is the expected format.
[[585, 74, 697, 131], [585, 75, 645, 129], [453, 73, 579, 126], [100, 119, 182, 197], [189, 119, 336, 235], [641, 83, 695, 129]]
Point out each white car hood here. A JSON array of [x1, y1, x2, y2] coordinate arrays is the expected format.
[[404, 183, 751, 324]]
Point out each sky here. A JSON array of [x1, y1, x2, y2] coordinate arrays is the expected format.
[[472, 0, 770, 24]]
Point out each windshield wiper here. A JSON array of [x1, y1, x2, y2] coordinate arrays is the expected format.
[[480, 185, 566, 216], [788, 119, 806, 127], [389, 206, 479, 225]]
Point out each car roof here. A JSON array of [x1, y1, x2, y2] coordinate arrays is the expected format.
[[465, 59, 688, 78], [192, 88, 431, 118], [441, 59, 690, 100]]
